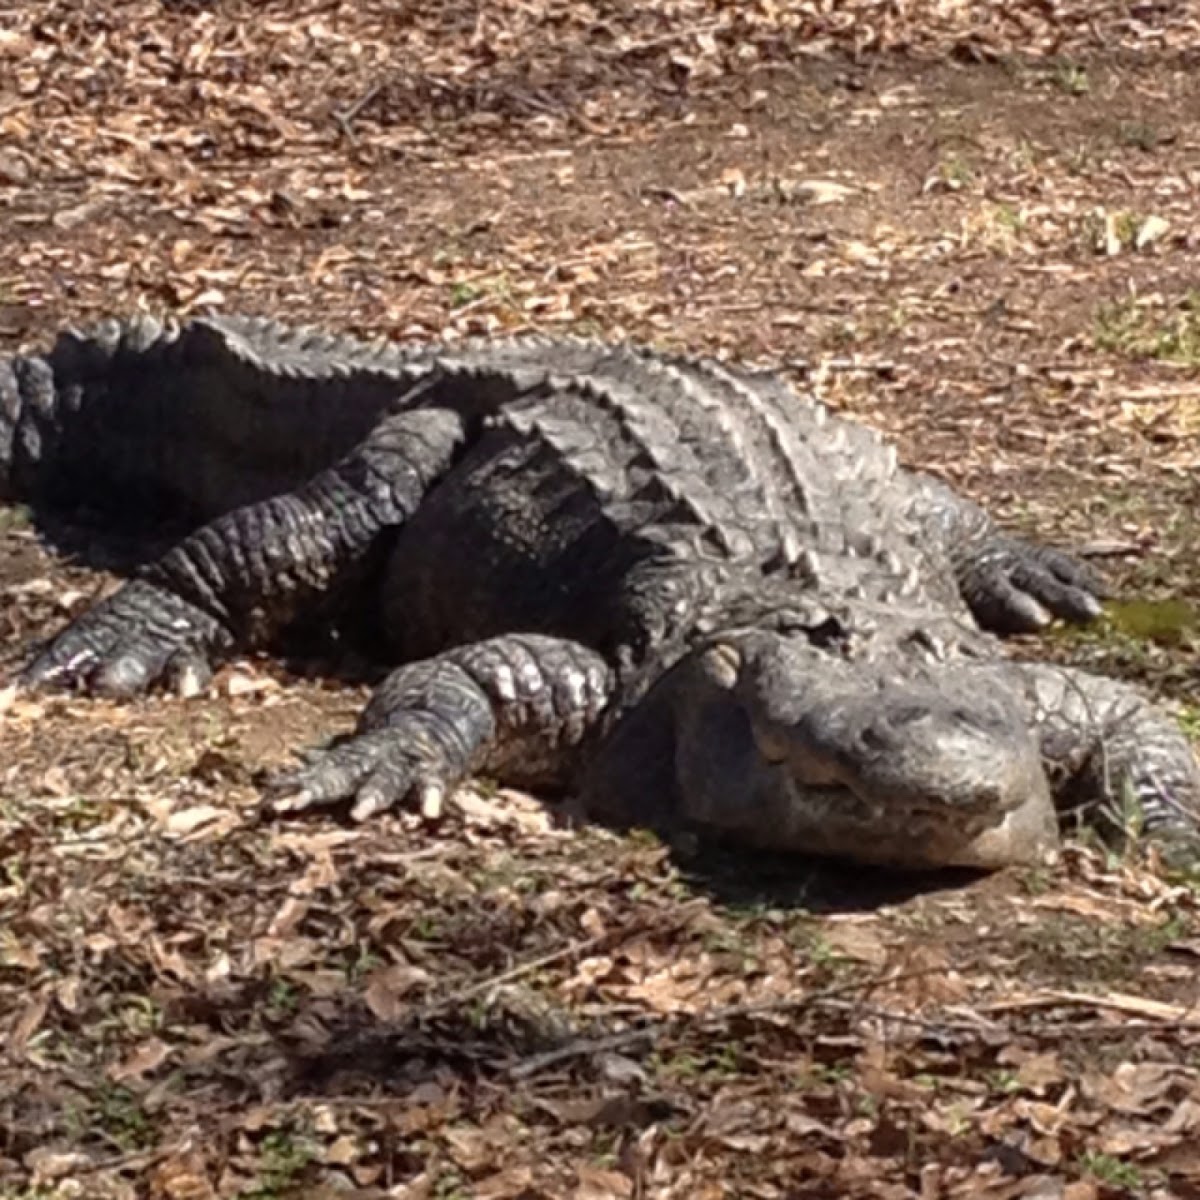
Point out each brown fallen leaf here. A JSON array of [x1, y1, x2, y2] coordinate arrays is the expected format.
[[572, 1166, 633, 1200], [821, 919, 891, 967], [9, 990, 49, 1056], [109, 1036, 171, 1082], [149, 1150, 217, 1200], [1015, 1051, 1067, 1093], [363, 963, 432, 1020]]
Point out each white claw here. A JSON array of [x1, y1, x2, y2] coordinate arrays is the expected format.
[[418, 781, 445, 820], [351, 791, 389, 822], [175, 664, 206, 699], [64, 649, 96, 676], [272, 788, 312, 814], [493, 665, 517, 702]]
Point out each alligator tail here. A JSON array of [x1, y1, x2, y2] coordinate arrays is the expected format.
[[0, 316, 175, 506], [0, 347, 56, 503]]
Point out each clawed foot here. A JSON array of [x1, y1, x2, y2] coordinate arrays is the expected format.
[[967, 538, 1108, 634], [267, 712, 469, 822], [21, 579, 231, 697]]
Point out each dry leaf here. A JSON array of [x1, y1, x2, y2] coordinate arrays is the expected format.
[[572, 1166, 634, 1200], [821, 920, 890, 967], [110, 1037, 171, 1082], [166, 804, 227, 835], [363, 964, 431, 1020], [1136, 214, 1169, 250]]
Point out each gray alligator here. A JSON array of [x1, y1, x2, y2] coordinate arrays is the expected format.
[[2, 314, 1196, 869]]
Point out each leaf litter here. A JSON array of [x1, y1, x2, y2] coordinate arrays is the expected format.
[[3, 1, 1200, 1197]]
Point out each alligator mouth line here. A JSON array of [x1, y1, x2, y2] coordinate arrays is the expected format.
[[766, 762, 1035, 821]]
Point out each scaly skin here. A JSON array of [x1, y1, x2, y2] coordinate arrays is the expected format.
[[273, 635, 612, 822], [4, 314, 1195, 870], [23, 406, 470, 694]]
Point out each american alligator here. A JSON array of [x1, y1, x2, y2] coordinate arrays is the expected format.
[[2, 314, 1196, 869]]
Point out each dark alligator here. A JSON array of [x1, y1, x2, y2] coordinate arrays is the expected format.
[[2, 314, 1196, 869]]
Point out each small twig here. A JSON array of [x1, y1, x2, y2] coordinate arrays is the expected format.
[[417, 907, 707, 1021], [66, 1144, 175, 1177], [508, 1028, 656, 1079], [1019, 1018, 1200, 1039], [972, 987, 1200, 1023], [503, 966, 968, 1080], [333, 81, 384, 141], [424, 930, 613, 1015], [508, 987, 1200, 1080], [812, 997, 1001, 1036]]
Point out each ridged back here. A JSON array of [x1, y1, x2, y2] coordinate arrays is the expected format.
[[1, 314, 962, 615]]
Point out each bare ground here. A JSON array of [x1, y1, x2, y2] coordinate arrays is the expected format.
[[2, 4, 1200, 1197]]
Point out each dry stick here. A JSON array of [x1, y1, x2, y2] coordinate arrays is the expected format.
[[1074, 540, 1147, 559], [423, 931, 613, 1015], [591, 21, 724, 60], [813, 997, 1001, 1036], [333, 82, 384, 140], [803, 998, 1200, 1041], [505, 994, 860, 1082], [507, 1028, 660, 1078], [503, 966, 965, 1081], [505, 952, 1200, 1081], [418, 907, 705, 1019], [506, 991, 1200, 1081], [969, 987, 1200, 1022], [1016, 1018, 1200, 1039]]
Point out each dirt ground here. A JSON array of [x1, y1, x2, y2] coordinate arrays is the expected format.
[[3, 3, 1200, 1198]]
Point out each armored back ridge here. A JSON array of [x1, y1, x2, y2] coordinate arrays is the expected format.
[[6, 314, 1197, 870]]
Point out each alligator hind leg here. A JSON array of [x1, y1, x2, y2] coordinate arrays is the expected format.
[[1012, 661, 1200, 857], [21, 407, 468, 697], [269, 634, 612, 820]]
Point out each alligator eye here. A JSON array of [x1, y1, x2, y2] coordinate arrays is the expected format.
[[807, 616, 849, 650]]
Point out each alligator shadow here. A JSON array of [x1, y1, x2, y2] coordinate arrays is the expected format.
[[653, 834, 988, 915], [24, 507, 188, 572], [561, 798, 989, 914]]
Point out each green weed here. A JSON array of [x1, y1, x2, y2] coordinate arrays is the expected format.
[[1094, 292, 1200, 364], [1052, 62, 1090, 96], [238, 1128, 318, 1199], [1078, 1150, 1142, 1189]]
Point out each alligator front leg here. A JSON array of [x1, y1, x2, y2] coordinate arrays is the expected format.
[[1012, 661, 1200, 856], [910, 473, 1107, 634], [269, 635, 612, 820], [22, 406, 467, 696]]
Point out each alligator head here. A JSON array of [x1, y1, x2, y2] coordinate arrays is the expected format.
[[583, 614, 1058, 871]]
